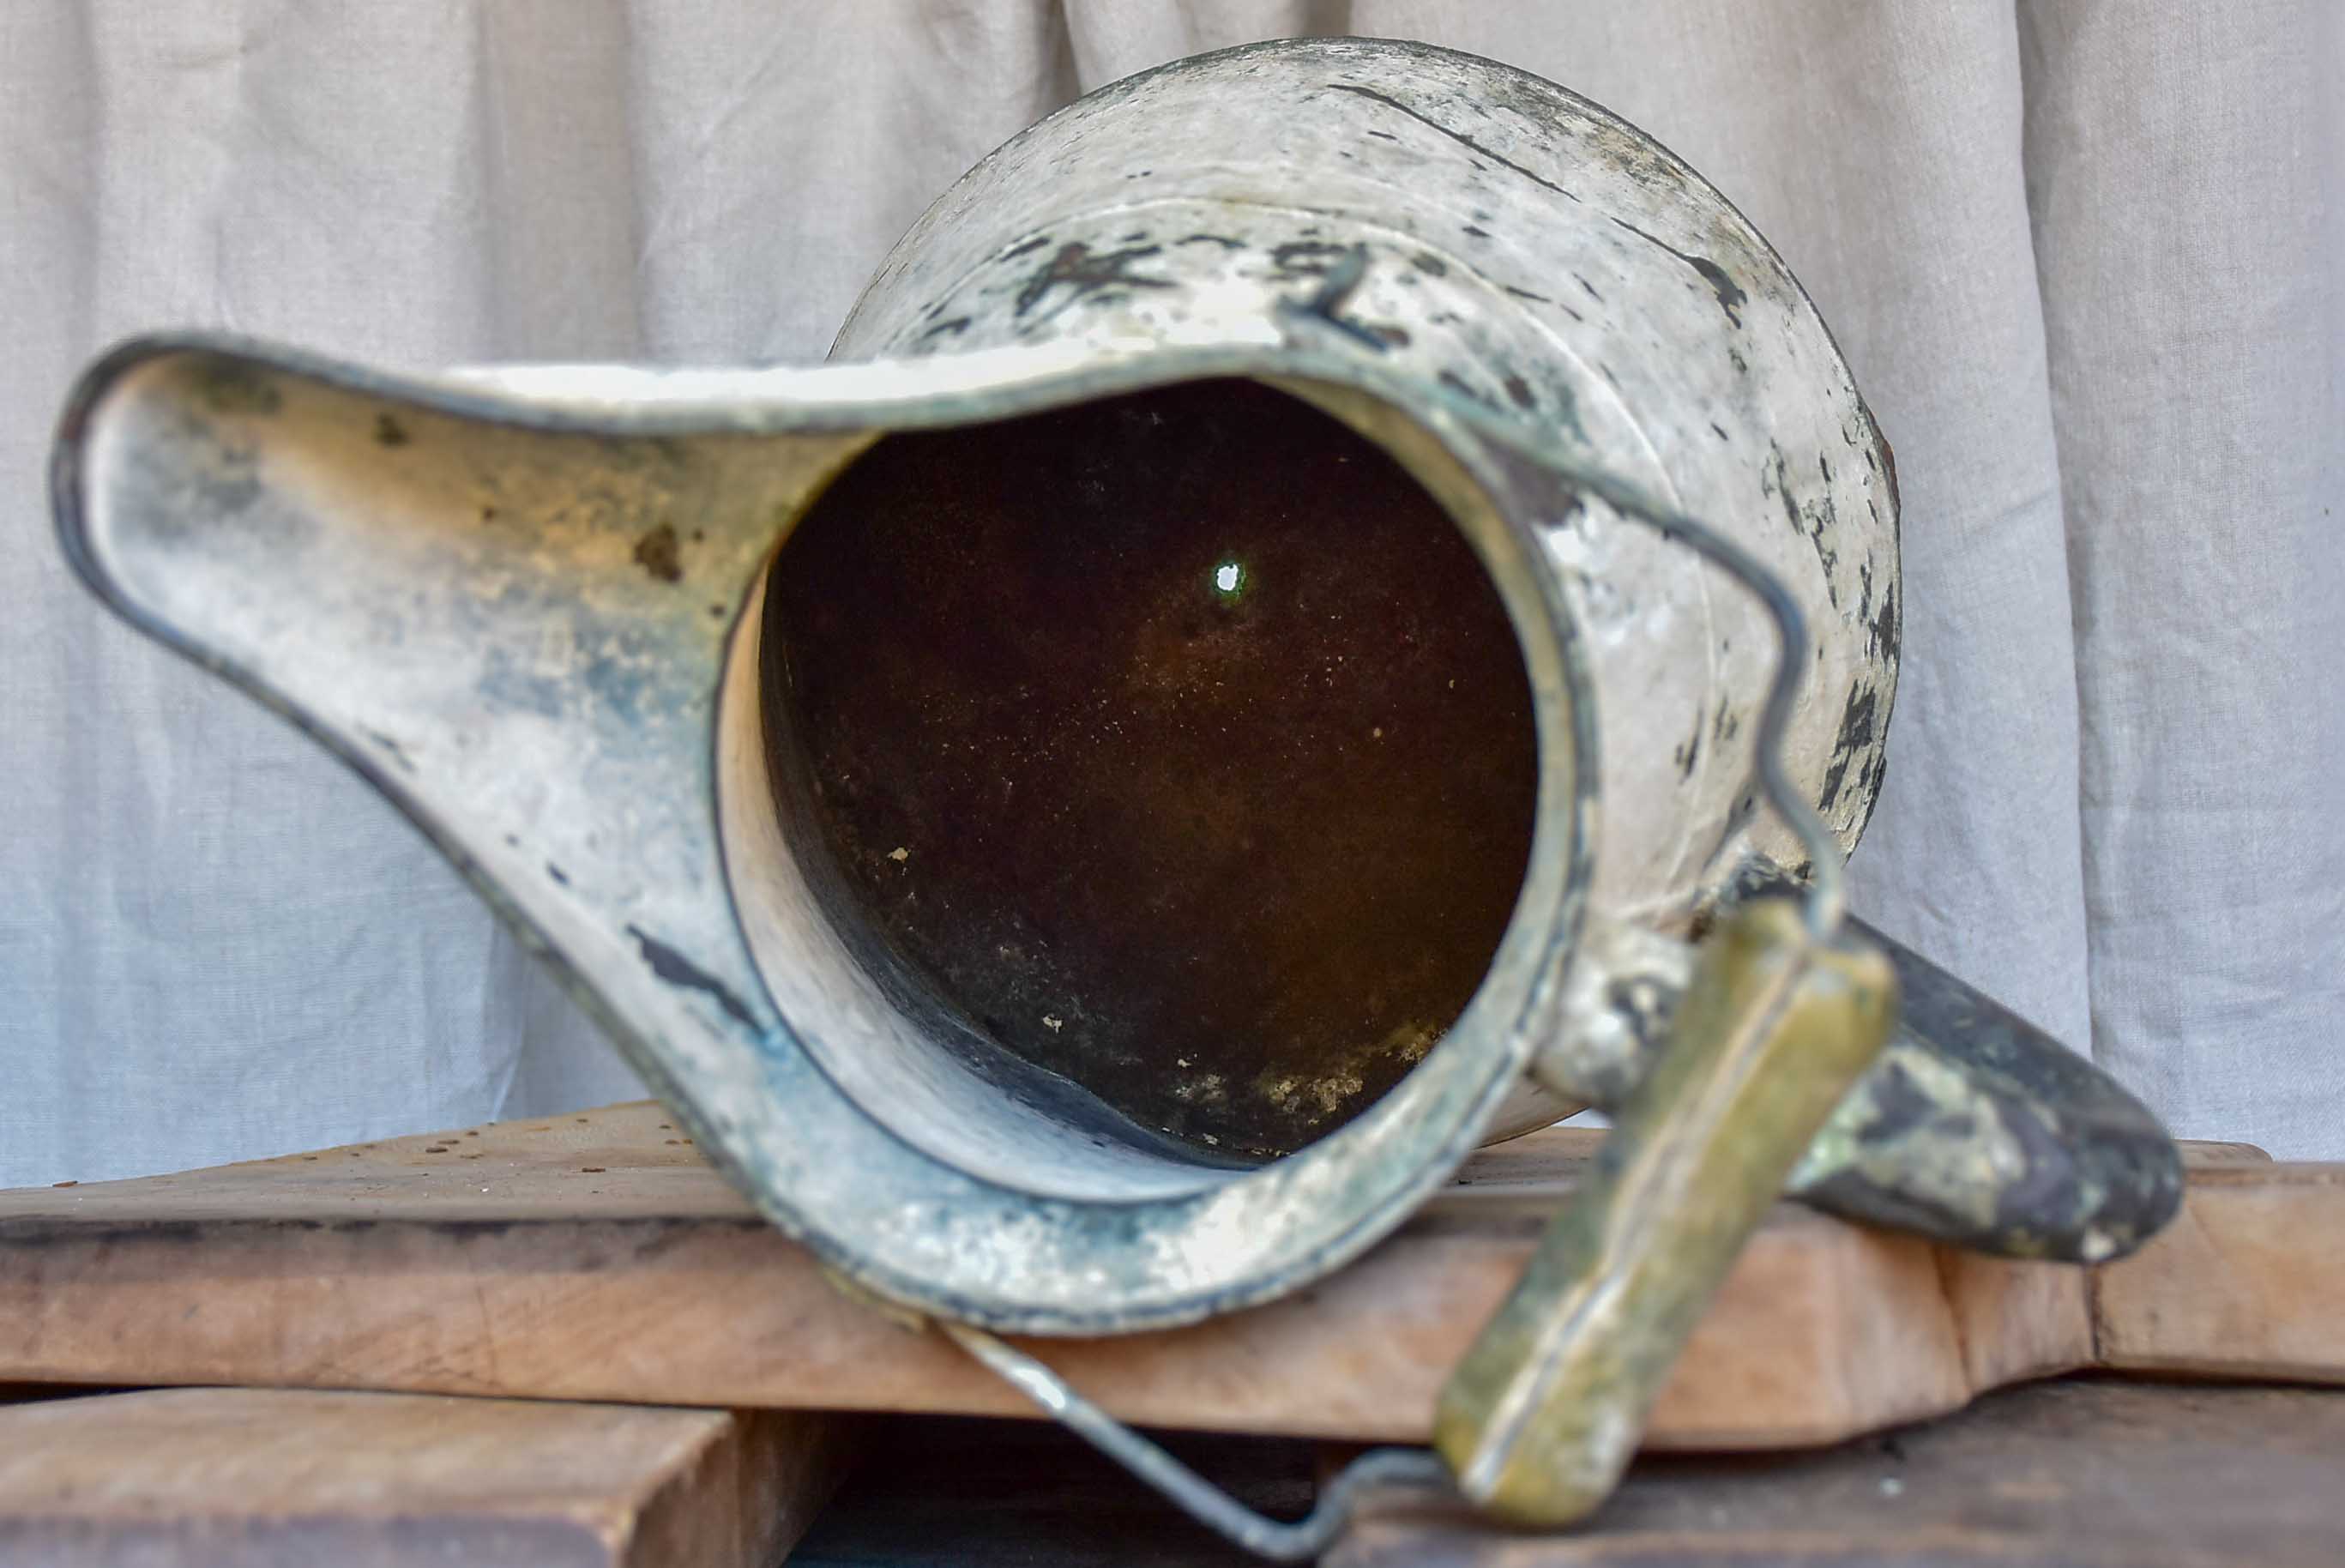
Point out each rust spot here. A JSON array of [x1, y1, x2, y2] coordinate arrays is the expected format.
[[633, 522, 683, 583], [374, 413, 410, 447]]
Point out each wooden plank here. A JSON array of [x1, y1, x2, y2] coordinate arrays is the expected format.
[[0, 1386, 851, 1567], [1935, 1251, 2095, 1396], [2174, 1140, 2273, 1166], [0, 1106, 1991, 1450], [793, 1383, 2345, 1567], [2093, 1159, 2345, 1384], [1329, 1379, 2345, 1565], [1925, 1137, 2294, 1398], [0, 1103, 2312, 1453]]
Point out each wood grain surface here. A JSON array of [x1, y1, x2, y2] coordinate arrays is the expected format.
[[1329, 1379, 2345, 1566], [0, 1385, 850, 1568], [0, 1103, 2332, 1453], [2091, 1157, 2345, 1384]]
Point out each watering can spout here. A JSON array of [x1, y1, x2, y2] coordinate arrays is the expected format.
[[53, 336, 835, 1083], [48, 329, 1619, 1306]]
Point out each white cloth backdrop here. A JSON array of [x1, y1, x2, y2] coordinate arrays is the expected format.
[[3, 2, 2339, 1185]]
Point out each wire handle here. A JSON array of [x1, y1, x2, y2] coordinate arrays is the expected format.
[[1460, 417, 1847, 939], [943, 1321, 1456, 1560]]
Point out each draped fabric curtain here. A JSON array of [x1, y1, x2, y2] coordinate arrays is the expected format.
[[3, 2, 2338, 1185]]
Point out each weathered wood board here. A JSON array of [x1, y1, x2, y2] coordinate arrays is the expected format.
[[781, 1384, 2345, 1566], [1328, 1380, 2345, 1566], [0, 1103, 2331, 1452], [2091, 1156, 2345, 1384], [0, 1385, 849, 1568]]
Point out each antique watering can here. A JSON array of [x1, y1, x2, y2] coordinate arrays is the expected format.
[[51, 38, 2180, 1556]]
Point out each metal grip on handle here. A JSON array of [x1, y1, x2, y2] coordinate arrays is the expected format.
[[1433, 897, 1896, 1526]]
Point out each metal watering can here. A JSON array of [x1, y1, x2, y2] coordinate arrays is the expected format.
[[52, 38, 2180, 1554]]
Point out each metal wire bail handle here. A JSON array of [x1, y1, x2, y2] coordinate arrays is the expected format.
[[937, 411, 1887, 1557]]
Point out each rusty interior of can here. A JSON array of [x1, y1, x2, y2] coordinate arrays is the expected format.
[[760, 379, 1537, 1165]]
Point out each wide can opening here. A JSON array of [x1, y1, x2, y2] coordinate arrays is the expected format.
[[737, 377, 1545, 1198]]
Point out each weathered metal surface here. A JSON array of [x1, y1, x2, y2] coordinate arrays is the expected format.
[[1792, 916, 2184, 1261], [48, 37, 2177, 1354]]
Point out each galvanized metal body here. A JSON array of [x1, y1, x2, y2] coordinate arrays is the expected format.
[[837, 38, 1900, 951], [50, 39, 2176, 1349]]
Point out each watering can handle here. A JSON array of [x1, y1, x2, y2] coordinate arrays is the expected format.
[[1421, 422, 2175, 1520], [1434, 898, 1895, 1523], [1461, 411, 2181, 1262]]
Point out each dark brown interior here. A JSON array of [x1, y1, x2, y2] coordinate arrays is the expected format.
[[761, 379, 1537, 1164]]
